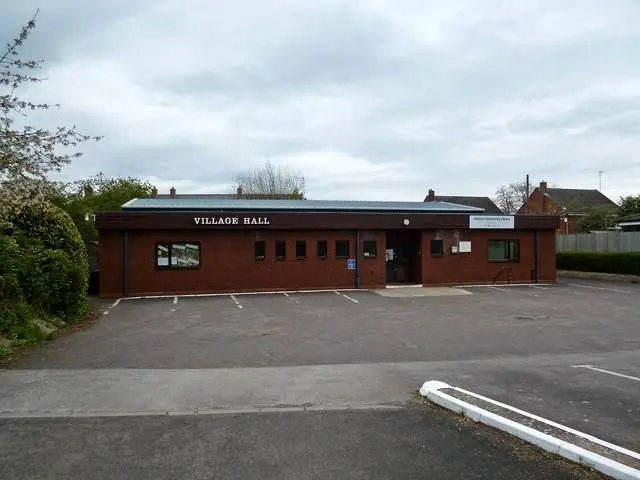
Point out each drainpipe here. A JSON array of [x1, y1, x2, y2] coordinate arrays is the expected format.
[[123, 230, 129, 297], [533, 230, 540, 283], [355, 230, 361, 289]]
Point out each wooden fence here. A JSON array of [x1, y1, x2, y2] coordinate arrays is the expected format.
[[556, 231, 640, 253]]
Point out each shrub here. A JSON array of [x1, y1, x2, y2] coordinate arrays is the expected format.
[[0, 235, 22, 300], [0, 300, 45, 343], [11, 203, 88, 265], [557, 252, 640, 276]]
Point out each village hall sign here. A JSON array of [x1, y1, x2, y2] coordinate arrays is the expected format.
[[193, 216, 270, 226]]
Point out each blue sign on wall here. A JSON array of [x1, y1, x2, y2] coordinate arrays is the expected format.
[[347, 258, 356, 270]]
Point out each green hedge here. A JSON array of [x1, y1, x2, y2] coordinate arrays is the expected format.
[[557, 252, 640, 276], [0, 202, 90, 352]]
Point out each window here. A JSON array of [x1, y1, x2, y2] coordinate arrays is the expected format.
[[488, 240, 520, 262], [335, 240, 350, 259], [296, 240, 306, 259], [255, 241, 266, 260], [155, 242, 200, 268], [275, 240, 286, 260], [430, 239, 443, 257], [317, 240, 328, 259], [362, 240, 377, 258]]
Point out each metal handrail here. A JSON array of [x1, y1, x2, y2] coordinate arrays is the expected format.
[[507, 268, 512, 284], [493, 267, 505, 284]]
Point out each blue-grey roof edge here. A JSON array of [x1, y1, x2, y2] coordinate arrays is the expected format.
[[121, 198, 486, 213]]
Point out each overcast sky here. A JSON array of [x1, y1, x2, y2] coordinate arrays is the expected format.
[[4, 0, 640, 201]]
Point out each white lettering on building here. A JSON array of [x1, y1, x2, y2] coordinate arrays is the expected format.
[[193, 216, 270, 226]]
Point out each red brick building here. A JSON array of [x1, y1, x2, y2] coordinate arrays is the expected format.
[[95, 198, 560, 298], [518, 181, 617, 234]]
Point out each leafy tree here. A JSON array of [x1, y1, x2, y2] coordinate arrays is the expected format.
[[235, 160, 305, 198], [618, 194, 640, 218], [0, 10, 100, 222], [52, 173, 155, 268], [576, 205, 618, 233]]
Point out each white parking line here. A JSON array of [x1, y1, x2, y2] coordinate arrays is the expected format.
[[283, 292, 289, 297], [568, 283, 631, 294], [230, 295, 243, 309], [173, 296, 178, 305], [334, 291, 360, 303], [572, 365, 640, 383], [489, 286, 511, 292], [530, 285, 547, 290], [111, 299, 121, 308]]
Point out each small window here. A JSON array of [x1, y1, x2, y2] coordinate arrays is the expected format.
[[362, 240, 377, 258], [335, 240, 350, 259], [488, 240, 520, 262], [255, 241, 266, 260], [156, 242, 200, 268], [296, 240, 306, 259], [317, 240, 328, 259], [275, 240, 286, 260], [430, 239, 443, 257]]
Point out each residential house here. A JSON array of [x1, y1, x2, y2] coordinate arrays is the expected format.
[[424, 189, 502, 213], [617, 213, 640, 232], [517, 181, 618, 234]]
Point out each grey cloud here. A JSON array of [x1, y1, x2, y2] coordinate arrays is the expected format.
[[0, 0, 142, 63]]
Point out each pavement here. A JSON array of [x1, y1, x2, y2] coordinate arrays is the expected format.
[[1, 278, 639, 479]]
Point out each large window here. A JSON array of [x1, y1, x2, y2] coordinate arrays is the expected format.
[[335, 240, 350, 259], [275, 240, 286, 260], [362, 240, 377, 258], [255, 241, 266, 261], [156, 242, 200, 268], [488, 240, 520, 262], [317, 240, 328, 259], [296, 240, 307, 259]]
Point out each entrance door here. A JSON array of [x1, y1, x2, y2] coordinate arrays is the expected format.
[[385, 231, 421, 284]]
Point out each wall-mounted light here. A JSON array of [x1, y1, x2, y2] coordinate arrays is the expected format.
[[403, 218, 410, 226]]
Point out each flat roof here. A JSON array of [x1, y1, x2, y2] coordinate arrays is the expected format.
[[122, 198, 486, 213]]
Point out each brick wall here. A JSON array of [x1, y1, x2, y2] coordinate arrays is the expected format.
[[99, 228, 556, 297], [421, 229, 556, 285], [111, 229, 387, 297]]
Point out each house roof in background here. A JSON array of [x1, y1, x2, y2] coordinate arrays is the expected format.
[[425, 195, 502, 213], [617, 213, 640, 223], [122, 198, 485, 213], [545, 188, 618, 212]]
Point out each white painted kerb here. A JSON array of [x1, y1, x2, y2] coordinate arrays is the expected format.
[[419, 380, 640, 480]]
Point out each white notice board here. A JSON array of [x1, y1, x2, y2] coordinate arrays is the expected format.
[[459, 241, 471, 253], [469, 215, 515, 229]]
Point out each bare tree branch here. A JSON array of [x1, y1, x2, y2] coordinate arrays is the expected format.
[[234, 160, 305, 198], [0, 11, 102, 222]]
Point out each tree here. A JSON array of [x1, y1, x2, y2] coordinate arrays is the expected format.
[[618, 194, 640, 218], [0, 11, 100, 222], [234, 160, 305, 198], [576, 205, 618, 233], [51, 173, 155, 268], [493, 181, 530, 213]]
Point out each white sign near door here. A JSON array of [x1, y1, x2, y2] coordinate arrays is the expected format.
[[469, 215, 515, 229]]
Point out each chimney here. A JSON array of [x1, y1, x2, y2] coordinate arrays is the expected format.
[[236, 186, 243, 197], [151, 187, 158, 198], [169, 187, 176, 198], [426, 189, 435, 201], [539, 181, 547, 192]]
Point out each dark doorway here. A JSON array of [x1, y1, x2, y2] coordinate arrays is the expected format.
[[385, 230, 421, 284]]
